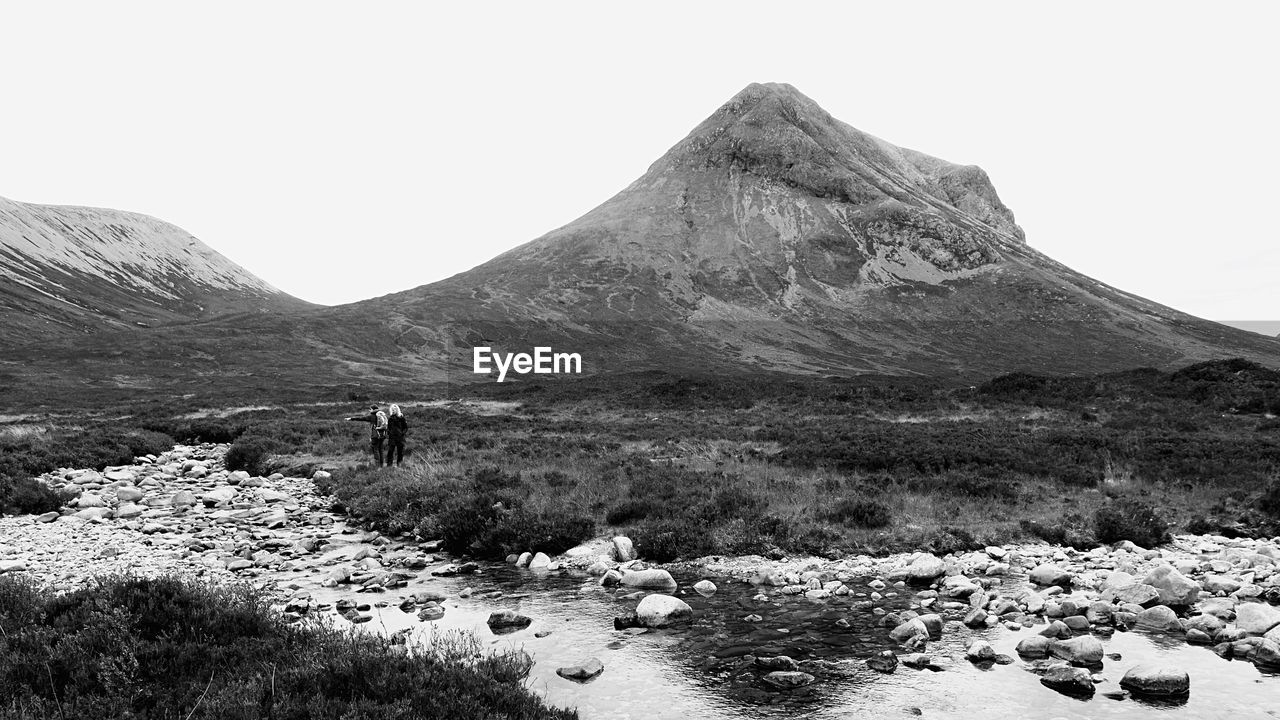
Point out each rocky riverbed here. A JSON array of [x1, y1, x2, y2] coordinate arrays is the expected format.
[[3, 443, 1280, 718]]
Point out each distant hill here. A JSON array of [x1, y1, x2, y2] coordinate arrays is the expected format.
[[0, 195, 311, 342], [2, 83, 1278, 405], [1218, 321, 1280, 338]]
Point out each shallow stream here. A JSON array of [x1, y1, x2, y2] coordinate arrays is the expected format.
[[289, 561, 1279, 719]]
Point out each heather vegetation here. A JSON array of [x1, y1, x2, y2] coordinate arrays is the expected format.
[[3, 359, 1279, 559], [0, 424, 174, 515], [0, 575, 574, 720]]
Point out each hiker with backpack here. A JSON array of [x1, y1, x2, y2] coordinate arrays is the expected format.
[[386, 404, 409, 466], [345, 404, 389, 467]]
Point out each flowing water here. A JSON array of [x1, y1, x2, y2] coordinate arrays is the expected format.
[[282, 560, 1280, 720]]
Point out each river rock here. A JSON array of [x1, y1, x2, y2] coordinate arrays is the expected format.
[[115, 503, 146, 519], [115, 486, 143, 502], [76, 493, 106, 508], [1199, 597, 1237, 620], [1185, 613, 1225, 635], [201, 487, 237, 507], [1136, 605, 1182, 631], [529, 552, 552, 569], [0, 560, 27, 573], [1040, 665, 1096, 696], [620, 569, 677, 589], [965, 640, 996, 662], [906, 554, 946, 583], [486, 610, 532, 631], [103, 470, 135, 482], [1110, 583, 1161, 607], [866, 651, 898, 673], [1119, 664, 1190, 696], [889, 618, 929, 643], [1016, 635, 1052, 658], [1236, 603, 1280, 635], [756, 656, 799, 671], [1029, 564, 1072, 587], [171, 490, 197, 507], [761, 671, 814, 689], [1050, 635, 1104, 666], [258, 489, 293, 504], [1143, 565, 1200, 606], [1202, 575, 1242, 595], [693, 579, 717, 596], [556, 657, 604, 681], [635, 593, 692, 628], [73, 507, 112, 521], [612, 536, 637, 562]]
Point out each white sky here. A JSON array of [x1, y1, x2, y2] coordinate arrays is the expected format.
[[1, 1, 1276, 322]]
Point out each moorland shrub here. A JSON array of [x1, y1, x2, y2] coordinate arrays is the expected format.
[[1019, 513, 1096, 549], [224, 436, 278, 477], [1260, 478, 1280, 517], [1095, 498, 1170, 547], [0, 575, 574, 720], [631, 518, 718, 562], [0, 475, 71, 516], [826, 498, 892, 528], [0, 427, 175, 481]]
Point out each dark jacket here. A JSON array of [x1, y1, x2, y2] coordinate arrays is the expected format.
[[388, 415, 408, 442], [345, 411, 384, 441]]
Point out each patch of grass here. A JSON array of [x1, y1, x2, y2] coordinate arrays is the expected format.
[[0, 574, 575, 720]]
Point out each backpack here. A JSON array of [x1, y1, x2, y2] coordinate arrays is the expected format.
[[375, 411, 388, 440]]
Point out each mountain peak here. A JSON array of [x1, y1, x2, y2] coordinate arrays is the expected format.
[[652, 83, 1025, 243]]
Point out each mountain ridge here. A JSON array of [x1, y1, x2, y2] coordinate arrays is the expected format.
[[1, 82, 1278, 404], [0, 194, 312, 342]]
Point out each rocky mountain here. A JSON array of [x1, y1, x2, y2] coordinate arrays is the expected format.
[[0, 195, 310, 342], [2, 83, 1278, 402], [319, 82, 1280, 380]]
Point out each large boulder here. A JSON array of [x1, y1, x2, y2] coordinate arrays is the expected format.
[[1049, 635, 1104, 666], [1029, 564, 1072, 587], [1119, 664, 1190, 697], [1236, 603, 1280, 636], [635, 594, 692, 628], [620, 569, 677, 590], [612, 536, 637, 562], [906, 554, 946, 583], [1143, 565, 1200, 606]]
